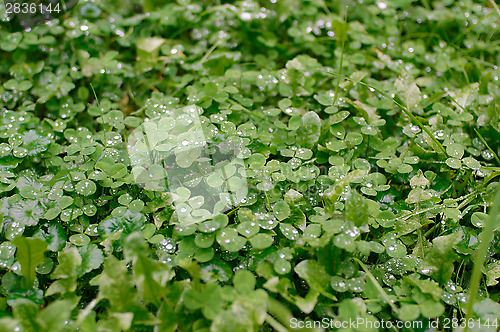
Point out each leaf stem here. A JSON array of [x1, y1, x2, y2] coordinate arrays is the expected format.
[[332, 7, 348, 107], [352, 257, 399, 315], [228, 98, 266, 120], [326, 71, 448, 156], [75, 297, 101, 327], [199, 40, 222, 65], [90, 83, 100, 106], [225, 206, 240, 216], [489, 0, 500, 18], [474, 129, 500, 166], [264, 314, 289, 332]]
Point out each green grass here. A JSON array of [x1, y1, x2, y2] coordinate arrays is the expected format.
[[0, 0, 499, 331]]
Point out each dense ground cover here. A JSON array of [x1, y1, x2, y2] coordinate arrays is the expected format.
[[0, 0, 500, 331]]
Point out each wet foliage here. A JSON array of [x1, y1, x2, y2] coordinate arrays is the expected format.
[[0, 0, 500, 331]]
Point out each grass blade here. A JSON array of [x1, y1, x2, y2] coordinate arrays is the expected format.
[[463, 187, 500, 331]]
